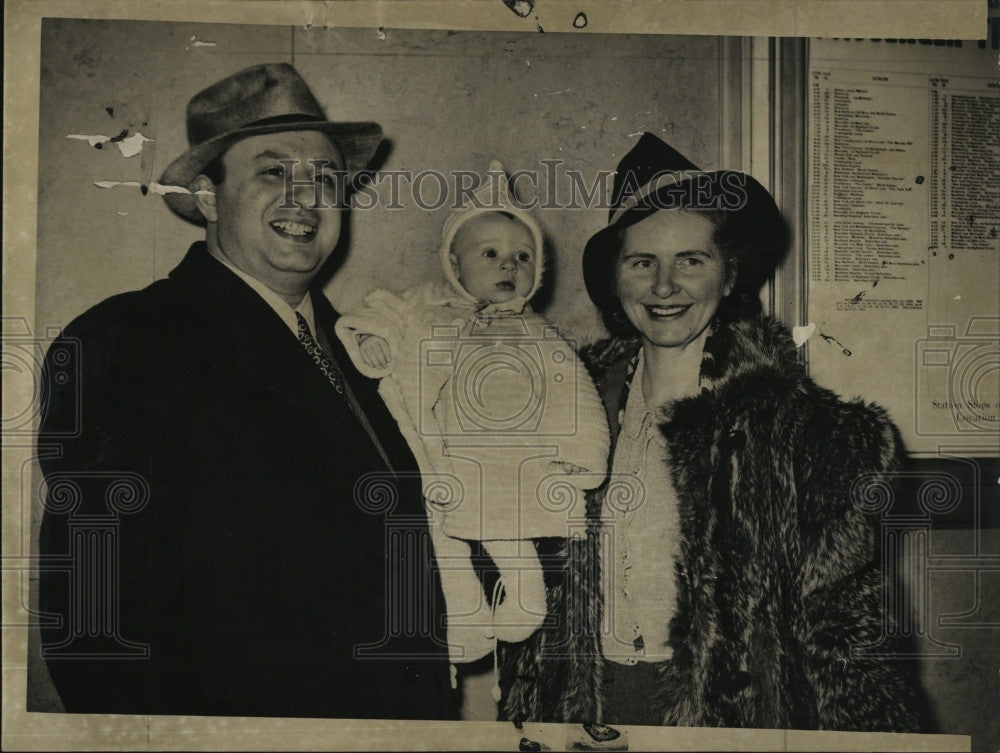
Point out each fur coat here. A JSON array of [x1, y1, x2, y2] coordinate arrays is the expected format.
[[497, 315, 922, 732]]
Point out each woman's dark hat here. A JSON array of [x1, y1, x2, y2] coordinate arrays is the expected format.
[[582, 132, 784, 314], [159, 63, 383, 223]]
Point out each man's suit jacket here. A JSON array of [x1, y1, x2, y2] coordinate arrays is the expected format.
[[37, 243, 457, 719]]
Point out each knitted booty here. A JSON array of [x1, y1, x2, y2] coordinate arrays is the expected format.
[[446, 609, 496, 663], [430, 520, 496, 662], [481, 539, 546, 643]]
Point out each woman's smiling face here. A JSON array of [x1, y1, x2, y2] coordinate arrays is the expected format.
[[615, 209, 733, 351]]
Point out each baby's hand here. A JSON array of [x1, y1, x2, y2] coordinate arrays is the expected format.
[[358, 334, 391, 371]]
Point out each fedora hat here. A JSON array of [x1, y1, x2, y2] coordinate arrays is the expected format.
[[159, 63, 383, 223], [582, 132, 783, 315]]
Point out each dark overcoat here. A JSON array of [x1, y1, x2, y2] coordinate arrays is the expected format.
[[37, 243, 457, 719], [498, 315, 922, 732]]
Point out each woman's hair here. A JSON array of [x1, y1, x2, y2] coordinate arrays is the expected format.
[[601, 177, 789, 337]]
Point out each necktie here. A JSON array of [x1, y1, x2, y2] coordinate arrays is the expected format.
[[296, 312, 345, 395], [295, 312, 397, 472]]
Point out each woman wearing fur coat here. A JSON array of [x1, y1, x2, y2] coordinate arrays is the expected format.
[[497, 133, 923, 732]]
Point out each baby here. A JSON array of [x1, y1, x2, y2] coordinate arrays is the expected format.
[[336, 162, 608, 670]]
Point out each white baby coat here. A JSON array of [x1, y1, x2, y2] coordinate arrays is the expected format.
[[336, 280, 609, 541]]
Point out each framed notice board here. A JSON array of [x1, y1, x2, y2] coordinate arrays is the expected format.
[[803, 38, 999, 459]]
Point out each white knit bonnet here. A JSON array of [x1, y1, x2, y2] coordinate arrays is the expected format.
[[439, 160, 545, 305]]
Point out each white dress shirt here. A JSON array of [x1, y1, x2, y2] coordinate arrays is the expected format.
[[601, 351, 683, 665], [208, 247, 317, 336]]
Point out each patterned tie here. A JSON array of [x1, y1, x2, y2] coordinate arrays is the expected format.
[[296, 312, 345, 394]]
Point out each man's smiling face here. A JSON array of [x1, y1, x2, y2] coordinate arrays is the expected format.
[[201, 130, 344, 302]]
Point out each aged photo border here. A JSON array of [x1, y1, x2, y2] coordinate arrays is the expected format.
[[2, 1, 987, 750]]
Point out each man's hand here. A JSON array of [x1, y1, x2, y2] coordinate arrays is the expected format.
[[358, 333, 391, 371]]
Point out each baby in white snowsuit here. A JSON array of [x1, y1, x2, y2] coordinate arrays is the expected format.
[[336, 162, 609, 667]]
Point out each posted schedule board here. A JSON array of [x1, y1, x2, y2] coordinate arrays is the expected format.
[[806, 39, 999, 457]]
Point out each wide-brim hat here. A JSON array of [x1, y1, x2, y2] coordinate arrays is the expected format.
[[582, 132, 782, 315], [159, 63, 383, 223]]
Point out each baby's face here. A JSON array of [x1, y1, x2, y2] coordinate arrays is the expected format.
[[450, 213, 536, 304]]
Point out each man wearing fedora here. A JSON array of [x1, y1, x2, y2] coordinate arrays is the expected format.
[[37, 63, 457, 719]]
